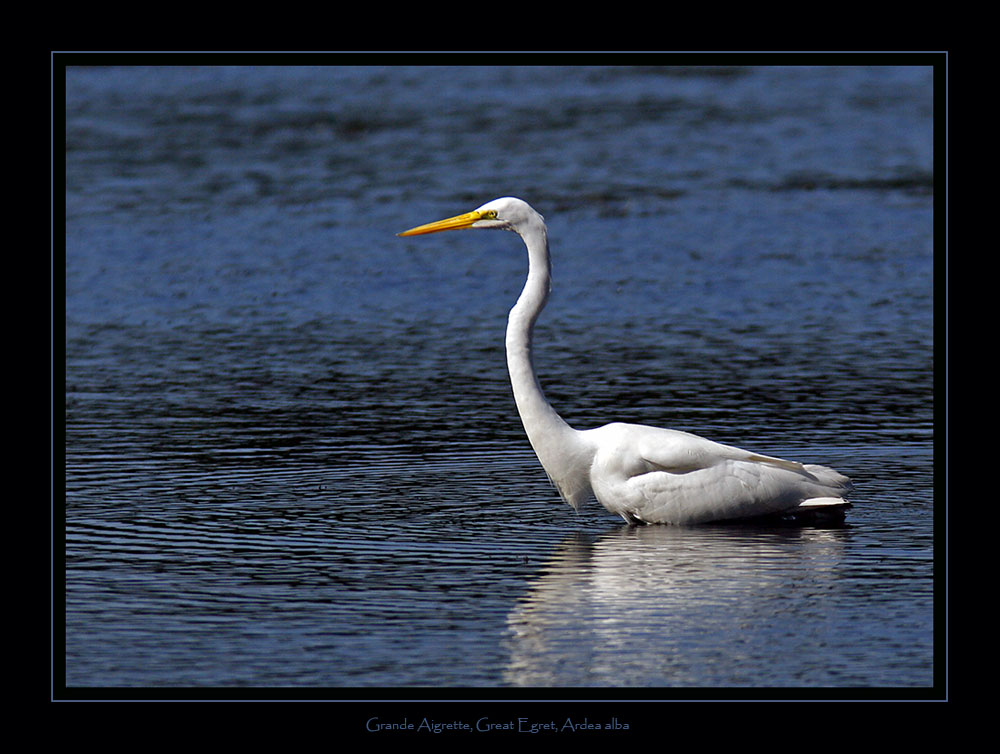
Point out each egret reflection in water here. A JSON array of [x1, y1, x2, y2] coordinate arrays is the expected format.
[[503, 524, 851, 687]]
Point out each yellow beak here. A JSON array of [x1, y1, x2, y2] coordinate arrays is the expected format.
[[397, 210, 487, 236]]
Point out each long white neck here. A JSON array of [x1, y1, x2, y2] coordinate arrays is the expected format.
[[505, 220, 594, 509]]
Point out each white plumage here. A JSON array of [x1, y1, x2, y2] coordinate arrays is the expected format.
[[399, 197, 852, 525]]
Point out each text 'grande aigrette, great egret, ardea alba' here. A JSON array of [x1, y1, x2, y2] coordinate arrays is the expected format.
[[398, 197, 852, 525]]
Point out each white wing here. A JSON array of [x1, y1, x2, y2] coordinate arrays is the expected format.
[[585, 423, 852, 525]]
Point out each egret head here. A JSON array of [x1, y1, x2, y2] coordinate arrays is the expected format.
[[398, 197, 544, 237]]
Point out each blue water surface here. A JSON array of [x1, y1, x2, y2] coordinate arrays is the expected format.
[[62, 62, 937, 693]]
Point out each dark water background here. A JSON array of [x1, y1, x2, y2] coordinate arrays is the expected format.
[[61, 62, 938, 692]]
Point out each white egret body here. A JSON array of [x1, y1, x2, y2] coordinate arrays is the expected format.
[[399, 197, 852, 525]]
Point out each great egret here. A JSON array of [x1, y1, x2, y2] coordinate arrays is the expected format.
[[398, 197, 852, 525]]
